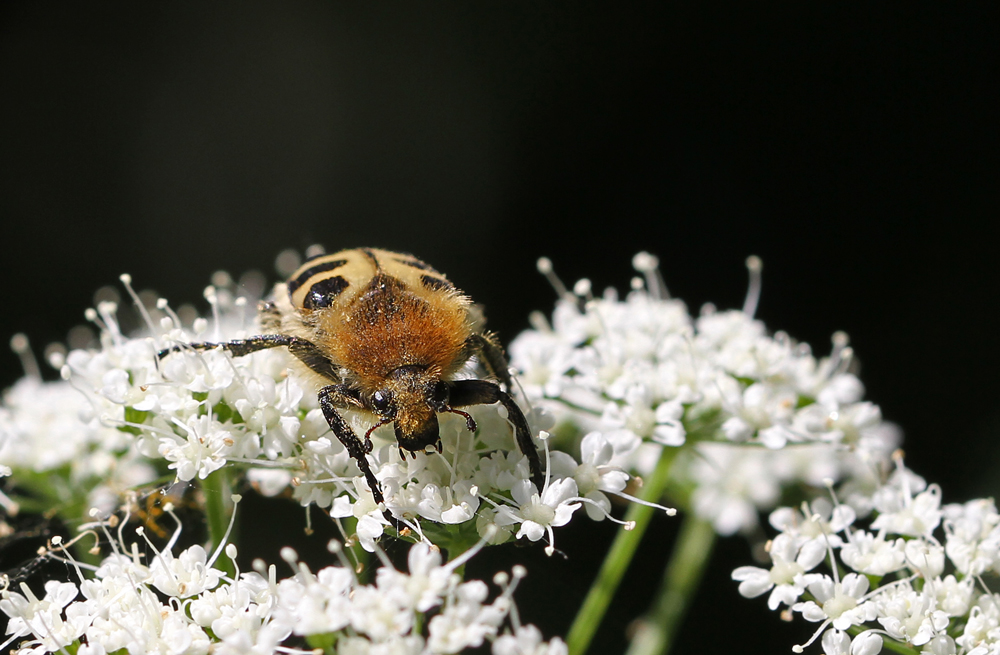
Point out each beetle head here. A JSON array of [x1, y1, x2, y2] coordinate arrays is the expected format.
[[370, 365, 450, 453]]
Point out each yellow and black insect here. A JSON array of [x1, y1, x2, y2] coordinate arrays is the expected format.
[[159, 248, 543, 523]]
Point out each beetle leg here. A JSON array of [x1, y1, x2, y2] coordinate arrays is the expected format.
[[319, 384, 399, 529], [449, 379, 544, 492], [158, 334, 343, 382], [464, 332, 514, 389], [158, 334, 293, 359]]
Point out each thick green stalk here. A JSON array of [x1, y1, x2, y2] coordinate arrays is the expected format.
[[877, 639, 920, 655], [200, 467, 235, 577], [624, 513, 715, 655], [566, 447, 679, 655]]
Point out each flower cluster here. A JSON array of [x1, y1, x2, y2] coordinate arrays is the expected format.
[[4, 248, 954, 655], [0, 268, 614, 553], [508, 254, 898, 534], [1, 507, 565, 655], [733, 456, 1000, 655]]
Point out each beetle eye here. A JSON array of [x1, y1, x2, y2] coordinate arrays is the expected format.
[[432, 382, 449, 405], [372, 390, 392, 414]]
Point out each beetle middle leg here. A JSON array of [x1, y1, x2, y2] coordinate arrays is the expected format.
[[449, 379, 544, 491], [158, 334, 342, 382], [464, 332, 514, 389]]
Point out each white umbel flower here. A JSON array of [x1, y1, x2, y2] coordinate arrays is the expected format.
[[732, 534, 825, 610], [735, 451, 1000, 654], [793, 573, 877, 631], [0, 581, 86, 654], [874, 581, 949, 647], [493, 625, 568, 655], [1, 515, 554, 655], [495, 477, 581, 544]]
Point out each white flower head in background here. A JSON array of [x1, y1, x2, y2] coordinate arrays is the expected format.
[[735, 450, 1000, 654], [510, 253, 897, 534]]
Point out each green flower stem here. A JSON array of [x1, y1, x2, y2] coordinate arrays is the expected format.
[[624, 513, 716, 655], [200, 467, 235, 578], [566, 446, 679, 655], [878, 639, 919, 655], [344, 517, 372, 585]]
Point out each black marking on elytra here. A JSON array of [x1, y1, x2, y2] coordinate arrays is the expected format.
[[288, 259, 347, 295], [303, 276, 349, 310], [421, 275, 453, 292], [395, 255, 433, 271], [303, 250, 329, 263], [359, 248, 382, 271]]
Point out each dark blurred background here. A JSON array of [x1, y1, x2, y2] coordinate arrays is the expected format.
[[1, 3, 997, 653]]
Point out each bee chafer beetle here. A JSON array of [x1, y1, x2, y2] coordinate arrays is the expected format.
[[158, 248, 544, 525]]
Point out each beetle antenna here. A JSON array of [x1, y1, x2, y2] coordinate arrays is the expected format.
[[445, 407, 477, 433], [364, 417, 393, 442]]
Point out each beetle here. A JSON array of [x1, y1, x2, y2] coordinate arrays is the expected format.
[[158, 248, 543, 524]]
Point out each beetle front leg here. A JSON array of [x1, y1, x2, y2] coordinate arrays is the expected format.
[[449, 379, 544, 492], [318, 385, 399, 528]]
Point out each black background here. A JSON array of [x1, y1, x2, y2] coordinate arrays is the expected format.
[[1, 3, 998, 653]]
